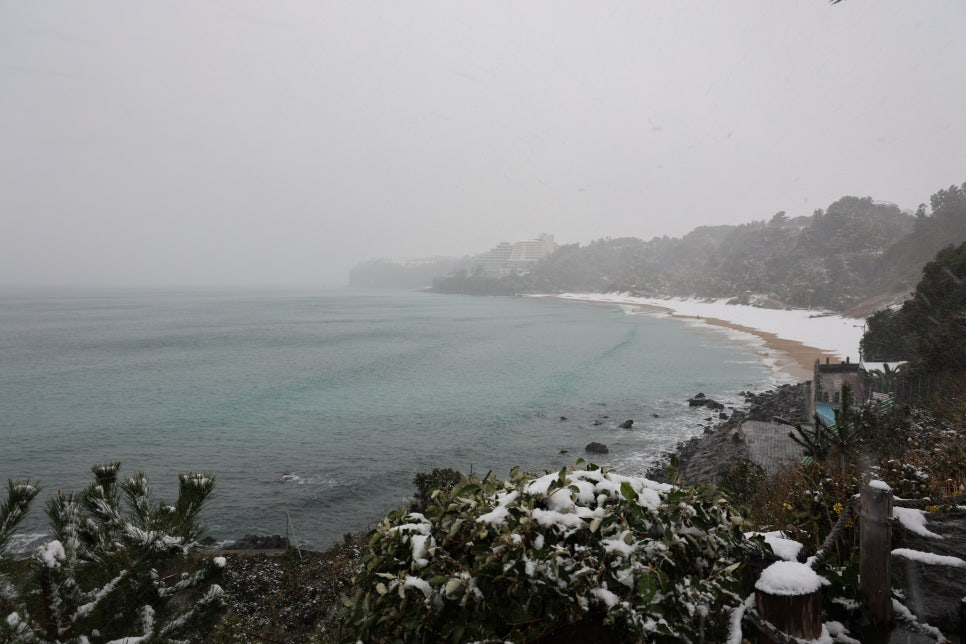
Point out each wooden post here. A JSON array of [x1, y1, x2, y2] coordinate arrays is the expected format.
[[755, 561, 824, 643], [756, 591, 823, 643], [860, 482, 893, 627]]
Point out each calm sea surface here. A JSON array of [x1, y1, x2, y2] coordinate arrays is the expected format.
[[0, 288, 777, 549]]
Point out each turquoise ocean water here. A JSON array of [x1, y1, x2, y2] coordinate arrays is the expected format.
[[0, 288, 776, 550]]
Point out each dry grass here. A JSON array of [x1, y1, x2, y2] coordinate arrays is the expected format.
[[198, 536, 363, 643]]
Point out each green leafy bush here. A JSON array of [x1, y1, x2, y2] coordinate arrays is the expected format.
[[752, 461, 859, 554], [719, 459, 767, 506], [1, 462, 224, 643], [410, 468, 462, 513], [343, 461, 763, 643]]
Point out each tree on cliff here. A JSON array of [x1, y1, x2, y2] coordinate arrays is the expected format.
[[861, 239, 966, 372], [875, 182, 966, 294]]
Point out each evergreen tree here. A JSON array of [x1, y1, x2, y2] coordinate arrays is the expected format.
[[861, 240, 966, 371], [789, 383, 880, 474], [1, 463, 224, 643]]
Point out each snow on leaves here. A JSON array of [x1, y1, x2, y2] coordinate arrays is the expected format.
[[346, 461, 763, 642]]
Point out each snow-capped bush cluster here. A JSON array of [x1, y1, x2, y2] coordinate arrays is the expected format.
[[343, 461, 765, 642]]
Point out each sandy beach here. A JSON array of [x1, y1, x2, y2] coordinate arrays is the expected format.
[[690, 316, 838, 382], [537, 293, 864, 383]]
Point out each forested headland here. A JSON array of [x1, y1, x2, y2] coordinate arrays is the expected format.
[[351, 182, 966, 319], [431, 183, 966, 315]]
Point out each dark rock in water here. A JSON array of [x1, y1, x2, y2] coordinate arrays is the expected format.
[[719, 412, 729, 420], [585, 442, 609, 454], [601, 415, 609, 419], [559, 416, 568, 422], [693, 392, 706, 399], [222, 534, 289, 550], [618, 419, 634, 429], [689, 395, 724, 410], [591, 419, 602, 426], [559, 449, 569, 454], [652, 413, 660, 418]]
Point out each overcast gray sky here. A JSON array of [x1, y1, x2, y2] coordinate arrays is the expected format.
[[2, 1, 964, 288]]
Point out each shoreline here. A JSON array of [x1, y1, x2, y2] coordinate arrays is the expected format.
[[688, 316, 836, 382], [535, 293, 862, 383]]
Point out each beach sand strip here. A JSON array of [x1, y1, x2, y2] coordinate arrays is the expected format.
[[693, 316, 837, 383], [548, 296, 835, 382]]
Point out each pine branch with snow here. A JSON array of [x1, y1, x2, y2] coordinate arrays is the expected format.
[[0, 462, 225, 643], [1, 480, 40, 557], [1, 480, 44, 643]]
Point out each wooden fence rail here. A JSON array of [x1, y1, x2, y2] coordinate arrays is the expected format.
[[745, 483, 966, 642]]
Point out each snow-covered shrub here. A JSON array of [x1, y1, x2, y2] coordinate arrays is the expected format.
[[0, 462, 224, 643], [343, 461, 763, 642], [872, 408, 966, 499]]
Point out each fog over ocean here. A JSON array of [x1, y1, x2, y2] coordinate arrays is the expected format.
[[1, 288, 779, 549]]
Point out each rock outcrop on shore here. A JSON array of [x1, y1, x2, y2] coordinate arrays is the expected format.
[[649, 382, 810, 485], [221, 534, 289, 551], [741, 383, 810, 425]]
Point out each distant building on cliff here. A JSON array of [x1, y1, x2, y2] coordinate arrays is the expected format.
[[478, 234, 557, 276], [479, 242, 513, 275]]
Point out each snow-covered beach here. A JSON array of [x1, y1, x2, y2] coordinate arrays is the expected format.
[[535, 293, 866, 383]]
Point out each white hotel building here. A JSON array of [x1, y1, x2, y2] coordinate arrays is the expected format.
[[479, 234, 557, 276]]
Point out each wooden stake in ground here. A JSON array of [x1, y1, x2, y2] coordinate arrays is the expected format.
[[860, 481, 893, 627], [754, 561, 824, 643]]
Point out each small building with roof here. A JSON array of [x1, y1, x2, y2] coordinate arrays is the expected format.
[[810, 356, 864, 427]]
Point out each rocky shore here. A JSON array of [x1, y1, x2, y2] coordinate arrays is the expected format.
[[207, 381, 966, 641], [648, 382, 810, 485]]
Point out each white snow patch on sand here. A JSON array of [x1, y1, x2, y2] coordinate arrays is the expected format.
[[544, 293, 863, 363]]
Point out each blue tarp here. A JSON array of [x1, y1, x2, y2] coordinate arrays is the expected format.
[[815, 402, 837, 428]]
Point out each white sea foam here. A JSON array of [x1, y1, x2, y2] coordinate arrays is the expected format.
[[6, 532, 49, 554], [280, 473, 335, 486]]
